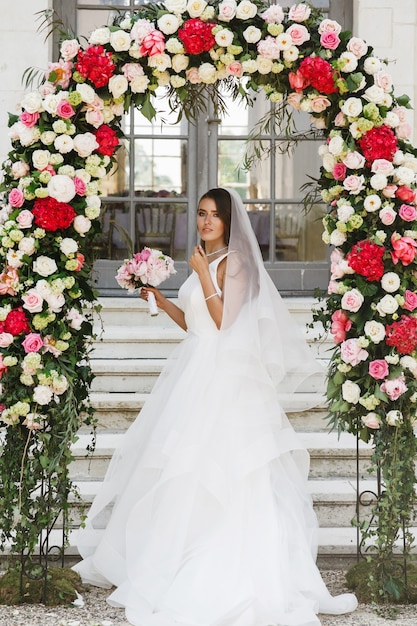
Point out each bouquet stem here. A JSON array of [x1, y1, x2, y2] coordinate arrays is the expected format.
[[147, 290, 158, 316]]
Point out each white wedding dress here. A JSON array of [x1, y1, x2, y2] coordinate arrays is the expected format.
[[74, 252, 357, 626]]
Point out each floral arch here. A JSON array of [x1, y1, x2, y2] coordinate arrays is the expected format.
[[1, 0, 417, 601]]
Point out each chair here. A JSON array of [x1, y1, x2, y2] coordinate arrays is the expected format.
[[136, 205, 176, 257], [275, 209, 303, 261]]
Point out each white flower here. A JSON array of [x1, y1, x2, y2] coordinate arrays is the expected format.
[[40, 131, 56, 146], [322, 152, 336, 172], [164, 0, 187, 12], [60, 238, 78, 256], [73, 215, 92, 236], [21, 91, 44, 114], [363, 56, 382, 75], [33, 385, 53, 406], [318, 18, 342, 35], [131, 76, 151, 93], [363, 85, 385, 104], [6, 250, 24, 268], [198, 63, 217, 83], [45, 292, 66, 313], [43, 94, 63, 116], [186, 0, 207, 17], [54, 135, 74, 154], [89, 27, 111, 45], [337, 205, 355, 223], [339, 51, 358, 73], [172, 54, 189, 73], [76, 83, 96, 104], [394, 166, 415, 186], [157, 13, 180, 35], [386, 410, 403, 426], [33, 256, 58, 277], [165, 38, 185, 54], [330, 229, 347, 246], [51, 375, 69, 395], [364, 320, 385, 344], [67, 307, 85, 330], [370, 174, 388, 191], [60, 39, 80, 61], [342, 151, 365, 170], [236, 0, 257, 20], [32, 150, 50, 170], [73, 133, 99, 158], [381, 272, 401, 293], [400, 356, 417, 376], [48, 175, 76, 204], [218, 0, 237, 22], [215, 28, 234, 47], [18, 237, 36, 255], [148, 54, 172, 72], [108, 74, 129, 99], [110, 29, 131, 51], [376, 294, 399, 316], [256, 56, 273, 75], [363, 194, 382, 212], [328, 135, 345, 156], [342, 380, 361, 404], [341, 97, 362, 118]]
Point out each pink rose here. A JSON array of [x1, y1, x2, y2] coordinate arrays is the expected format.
[[288, 3, 311, 22], [140, 30, 165, 56], [343, 175, 365, 194], [327, 280, 339, 294], [379, 206, 396, 225], [334, 112, 347, 127], [380, 376, 408, 401], [227, 61, 243, 77], [396, 123, 412, 140], [347, 37, 368, 58], [22, 289, 44, 313], [122, 63, 145, 81], [362, 413, 381, 429], [60, 39, 81, 61], [8, 188, 25, 208], [391, 233, 417, 266], [342, 151, 365, 170], [22, 332, 44, 353], [20, 111, 40, 127], [186, 67, 201, 84], [374, 70, 392, 92], [16, 209, 34, 229], [56, 100, 75, 119], [332, 163, 347, 181], [340, 338, 369, 366], [85, 108, 104, 129], [286, 24, 310, 45], [286, 92, 303, 110], [0, 333, 14, 348], [368, 359, 389, 380], [382, 184, 398, 198], [311, 95, 331, 113], [371, 159, 394, 175], [74, 176, 87, 196], [11, 161, 30, 179], [320, 31, 340, 50], [399, 203, 417, 222], [341, 288, 364, 313], [404, 290, 417, 311]]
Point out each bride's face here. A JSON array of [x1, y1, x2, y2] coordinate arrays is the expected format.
[[197, 198, 226, 246]]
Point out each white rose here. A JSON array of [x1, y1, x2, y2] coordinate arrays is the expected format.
[[157, 13, 180, 35], [86, 195, 101, 210], [73, 133, 99, 158], [172, 54, 189, 73], [43, 94, 62, 115], [73, 215, 92, 236], [218, 0, 237, 21], [76, 83, 96, 104], [40, 131, 57, 146], [131, 76, 151, 93], [394, 166, 415, 186], [330, 229, 347, 246], [370, 174, 388, 191], [339, 51, 358, 73], [110, 29, 131, 51], [21, 91, 44, 114], [164, 0, 187, 12], [256, 56, 273, 75], [60, 238, 78, 256], [380, 272, 401, 293], [364, 320, 385, 344], [89, 27, 111, 45], [51, 375, 69, 395], [363, 85, 385, 104], [148, 54, 172, 72], [48, 175, 76, 203], [363, 194, 382, 212], [108, 74, 129, 99], [341, 97, 363, 118], [33, 255, 58, 277], [32, 150, 50, 170], [186, 0, 207, 17], [342, 380, 361, 404], [322, 153, 336, 172], [386, 410, 403, 426], [198, 63, 217, 83], [35, 279, 52, 298], [67, 307, 85, 330], [215, 28, 234, 47], [400, 356, 417, 376], [85, 205, 101, 219], [18, 237, 36, 255], [236, 0, 258, 20], [342, 151, 365, 170], [54, 135, 74, 154], [328, 135, 345, 156], [243, 25, 262, 44], [376, 294, 399, 316], [60, 39, 80, 61], [45, 292, 66, 313], [33, 385, 54, 406], [347, 37, 368, 59]]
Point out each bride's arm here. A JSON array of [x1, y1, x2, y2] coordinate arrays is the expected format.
[[190, 246, 224, 330], [140, 287, 187, 331]]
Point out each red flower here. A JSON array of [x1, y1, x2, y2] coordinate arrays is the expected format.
[[32, 197, 76, 232], [4, 307, 30, 336], [386, 315, 417, 355], [94, 124, 119, 157], [178, 19, 216, 55], [298, 56, 338, 95], [75, 45, 115, 88], [396, 185, 416, 204], [346, 240, 385, 281], [358, 125, 398, 166]]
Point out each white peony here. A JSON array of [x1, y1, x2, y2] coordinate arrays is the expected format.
[[363, 194, 382, 212], [54, 135, 75, 154], [339, 51, 358, 73], [21, 91, 44, 114], [330, 229, 347, 246], [47, 175, 76, 203], [370, 174, 388, 191], [198, 63, 217, 83], [394, 166, 415, 186], [342, 380, 361, 404], [364, 320, 385, 344], [33, 385, 54, 406], [337, 205, 355, 223], [215, 28, 234, 47], [18, 237, 36, 255], [172, 54, 189, 73], [380, 272, 401, 293], [33, 256, 58, 277]]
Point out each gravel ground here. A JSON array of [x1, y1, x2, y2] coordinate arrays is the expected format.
[[0, 570, 416, 625]]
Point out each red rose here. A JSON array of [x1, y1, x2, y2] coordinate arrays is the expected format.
[[346, 239, 385, 281], [178, 19, 216, 55], [32, 197, 76, 231], [4, 307, 30, 336], [358, 125, 398, 166], [396, 185, 416, 204], [94, 124, 119, 157], [75, 45, 116, 88]]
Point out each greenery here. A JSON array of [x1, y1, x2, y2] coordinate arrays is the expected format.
[[0, 566, 83, 605]]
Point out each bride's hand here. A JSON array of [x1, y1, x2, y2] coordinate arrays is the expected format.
[[140, 287, 165, 310], [189, 245, 209, 275]]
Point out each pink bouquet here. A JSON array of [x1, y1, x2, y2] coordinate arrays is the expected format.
[[115, 247, 176, 315]]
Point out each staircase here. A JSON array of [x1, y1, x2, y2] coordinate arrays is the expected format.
[[68, 297, 375, 569]]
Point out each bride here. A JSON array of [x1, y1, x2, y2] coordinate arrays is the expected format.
[[73, 188, 357, 626]]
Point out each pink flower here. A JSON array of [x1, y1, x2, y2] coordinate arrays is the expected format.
[[404, 290, 417, 311], [0, 266, 20, 296], [0, 356, 7, 379], [398, 203, 417, 222], [288, 3, 311, 22], [332, 163, 347, 181], [16, 209, 34, 229], [340, 338, 369, 366], [334, 112, 347, 127], [22, 333, 44, 353], [343, 175, 365, 195], [379, 206, 396, 225], [286, 92, 303, 110], [380, 376, 408, 401], [0, 333, 14, 348], [20, 111, 40, 127], [320, 31, 340, 50], [56, 100, 75, 119], [186, 67, 201, 84], [311, 95, 331, 113], [45, 60, 73, 89], [288, 69, 309, 92], [368, 359, 389, 380], [74, 177, 87, 196], [331, 309, 352, 344], [391, 233, 417, 266], [226, 61, 243, 77], [341, 288, 364, 313], [396, 123, 412, 140], [8, 188, 25, 208], [22, 289, 44, 313], [140, 30, 165, 56], [382, 184, 398, 198], [286, 24, 310, 46]]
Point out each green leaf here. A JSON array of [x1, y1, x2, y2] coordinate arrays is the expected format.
[[140, 93, 157, 122]]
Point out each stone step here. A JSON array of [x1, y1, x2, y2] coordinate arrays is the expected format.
[[70, 432, 374, 483]]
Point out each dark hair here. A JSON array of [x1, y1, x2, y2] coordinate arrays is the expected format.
[[198, 188, 231, 246]]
